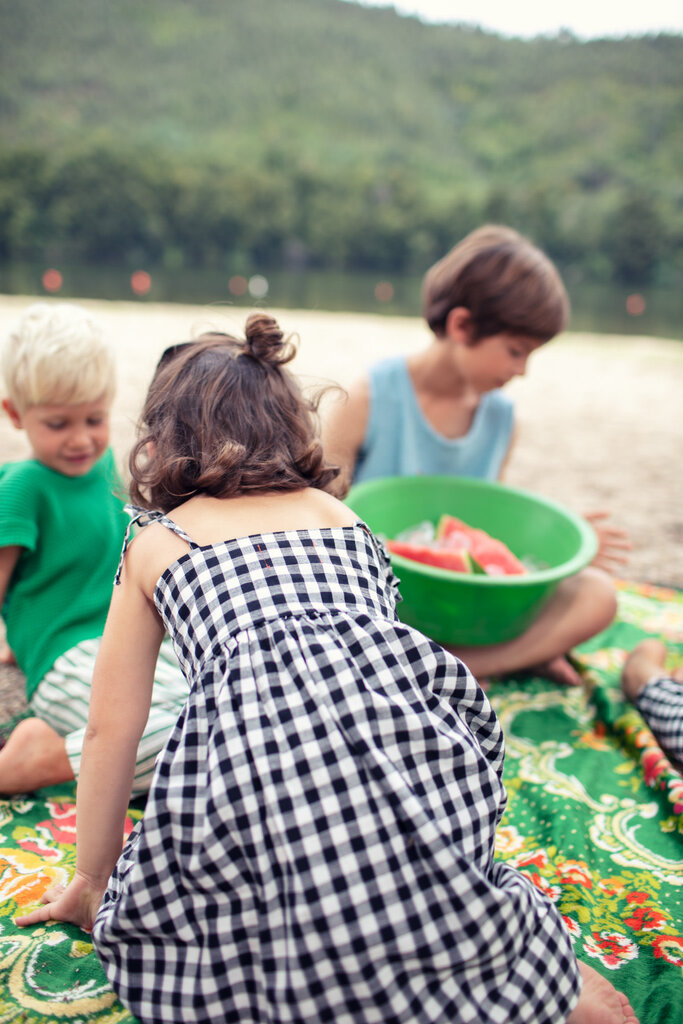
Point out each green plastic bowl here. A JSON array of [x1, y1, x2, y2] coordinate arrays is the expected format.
[[346, 475, 597, 646]]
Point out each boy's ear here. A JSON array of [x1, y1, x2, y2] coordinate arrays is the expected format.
[[2, 399, 23, 430], [445, 307, 475, 345]]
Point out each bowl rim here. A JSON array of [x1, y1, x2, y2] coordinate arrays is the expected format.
[[347, 474, 598, 586]]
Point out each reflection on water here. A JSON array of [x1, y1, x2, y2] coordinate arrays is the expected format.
[[1, 262, 681, 341]]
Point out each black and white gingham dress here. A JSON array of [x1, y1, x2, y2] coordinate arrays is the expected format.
[[93, 509, 580, 1024], [636, 674, 683, 764]]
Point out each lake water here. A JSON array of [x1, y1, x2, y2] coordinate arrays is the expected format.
[[1, 262, 681, 342]]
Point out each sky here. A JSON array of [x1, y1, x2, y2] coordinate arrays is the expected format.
[[350, 1, 683, 39]]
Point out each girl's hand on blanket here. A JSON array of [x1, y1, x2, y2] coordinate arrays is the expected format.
[[582, 510, 631, 575], [567, 962, 639, 1023], [14, 872, 105, 933]]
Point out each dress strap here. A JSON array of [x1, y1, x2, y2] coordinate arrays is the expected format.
[[114, 504, 197, 585], [358, 521, 402, 605]]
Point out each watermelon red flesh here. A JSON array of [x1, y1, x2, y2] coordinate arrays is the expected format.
[[386, 540, 473, 574], [436, 514, 527, 575]]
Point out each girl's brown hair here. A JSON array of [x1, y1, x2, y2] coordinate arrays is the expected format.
[[129, 314, 339, 512], [422, 224, 569, 342]]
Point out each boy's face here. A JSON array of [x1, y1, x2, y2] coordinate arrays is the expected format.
[[4, 396, 110, 477], [461, 332, 543, 392]]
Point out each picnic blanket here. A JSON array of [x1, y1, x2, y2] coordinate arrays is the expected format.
[[0, 580, 681, 1024]]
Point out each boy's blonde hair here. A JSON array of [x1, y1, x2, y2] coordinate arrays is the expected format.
[[422, 224, 569, 342], [1, 302, 116, 412]]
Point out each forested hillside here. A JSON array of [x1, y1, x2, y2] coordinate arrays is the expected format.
[[0, 0, 681, 283]]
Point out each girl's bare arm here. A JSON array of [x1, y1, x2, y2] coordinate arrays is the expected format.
[[16, 533, 166, 931]]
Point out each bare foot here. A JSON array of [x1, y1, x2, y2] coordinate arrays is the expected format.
[[449, 568, 616, 687], [0, 717, 73, 795], [460, 656, 582, 689], [621, 639, 672, 702], [516, 655, 584, 688], [567, 962, 639, 1023]]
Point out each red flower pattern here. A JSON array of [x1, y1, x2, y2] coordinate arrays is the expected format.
[[652, 935, 683, 966], [585, 931, 639, 970], [624, 906, 668, 932], [34, 801, 137, 846], [556, 860, 593, 889]]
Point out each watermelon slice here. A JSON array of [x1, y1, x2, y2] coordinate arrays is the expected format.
[[386, 540, 474, 574], [436, 514, 527, 575]]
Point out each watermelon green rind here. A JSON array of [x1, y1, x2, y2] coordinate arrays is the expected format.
[[468, 553, 488, 575]]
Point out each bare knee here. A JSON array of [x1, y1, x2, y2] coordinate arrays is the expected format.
[[583, 566, 618, 627], [566, 567, 618, 635], [4, 716, 55, 746], [0, 717, 73, 794]]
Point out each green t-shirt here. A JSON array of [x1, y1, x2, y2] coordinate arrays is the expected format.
[[0, 449, 129, 700]]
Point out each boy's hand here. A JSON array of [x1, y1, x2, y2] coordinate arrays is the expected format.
[[14, 872, 105, 933], [583, 510, 631, 575], [0, 643, 16, 665]]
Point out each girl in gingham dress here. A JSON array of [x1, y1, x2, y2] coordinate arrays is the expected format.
[[18, 315, 638, 1024]]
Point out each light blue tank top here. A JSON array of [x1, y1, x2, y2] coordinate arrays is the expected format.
[[353, 356, 514, 485]]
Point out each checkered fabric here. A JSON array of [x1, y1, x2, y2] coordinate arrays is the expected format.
[[636, 673, 683, 764], [93, 507, 580, 1024]]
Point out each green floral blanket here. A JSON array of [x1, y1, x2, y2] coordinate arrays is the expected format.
[[1, 581, 681, 1023]]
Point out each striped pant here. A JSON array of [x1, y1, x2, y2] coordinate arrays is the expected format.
[[635, 674, 683, 765], [31, 637, 189, 795]]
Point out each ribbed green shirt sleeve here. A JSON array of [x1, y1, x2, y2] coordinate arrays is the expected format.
[[0, 450, 129, 700], [0, 467, 40, 551]]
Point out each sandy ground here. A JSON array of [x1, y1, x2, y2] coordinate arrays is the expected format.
[[1, 293, 682, 713]]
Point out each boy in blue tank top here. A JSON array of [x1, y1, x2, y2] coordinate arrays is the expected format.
[[323, 225, 630, 686], [0, 303, 187, 795]]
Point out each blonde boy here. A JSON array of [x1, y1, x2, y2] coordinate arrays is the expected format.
[[0, 303, 186, 794]]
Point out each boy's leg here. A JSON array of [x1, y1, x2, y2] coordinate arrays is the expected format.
[[0, 718, 73, 794], [0, 639, 98, 792], [30, 638, 100, 735], [450, 567, 617, 685], [0, 638, 102, 794], [1, 638, 187, 795], [622, 639, 683, 763]]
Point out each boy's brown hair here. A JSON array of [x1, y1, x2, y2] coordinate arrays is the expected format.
[[422, 225, 569, 342], [129, 313, 339, 512]]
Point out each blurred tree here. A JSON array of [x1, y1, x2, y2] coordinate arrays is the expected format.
[[48, 149, 164, 264], [0, 1, 680, 283], [603, 191, 665, 284], [0, 149, 53, 260]]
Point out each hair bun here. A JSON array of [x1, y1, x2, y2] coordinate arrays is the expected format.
[[244, 313, 292, 365]]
